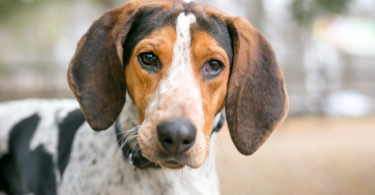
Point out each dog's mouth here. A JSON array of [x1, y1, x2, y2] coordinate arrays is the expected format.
[[128, 146, 187, 169], [128, 147, 188, 169], [139, 144, 206, 169], [158, 159, 185, 169], [137, 130, 208, 169]]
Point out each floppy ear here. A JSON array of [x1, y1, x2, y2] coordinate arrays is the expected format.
[[68, 1, 140, 131], [225, 17, 289, 155]]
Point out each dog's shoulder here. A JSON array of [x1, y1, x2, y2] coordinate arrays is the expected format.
[[0, 99, 87, 194], [0, 99, 83, 154]]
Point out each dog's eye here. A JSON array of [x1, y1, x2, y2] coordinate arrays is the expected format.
[[138, 52, 161, 73], [207, 61, 221, 71], [202, 60, 224, 78], [140, 53, 157, 66]]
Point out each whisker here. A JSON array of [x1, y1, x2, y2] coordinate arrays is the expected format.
[[134, 145, 142, 155], [129, 141, 139, 153], [115, 125, 142, 162], [121, 135, 138, 151], [138, 160, 153, 168]]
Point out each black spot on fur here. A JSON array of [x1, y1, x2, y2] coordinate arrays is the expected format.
[[57, 109, 86, 177], [0, 114, 56, 195]]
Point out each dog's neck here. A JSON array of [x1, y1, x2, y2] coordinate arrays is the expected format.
[[115, 93, 154, 169], [118, 93, 140, 133]]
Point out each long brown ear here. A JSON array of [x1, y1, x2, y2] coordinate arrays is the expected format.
[[225, 17, 289, 155], [68, 1, 139, 131]]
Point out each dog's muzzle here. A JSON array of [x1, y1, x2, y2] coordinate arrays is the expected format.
[[115, 114, 225, 170]]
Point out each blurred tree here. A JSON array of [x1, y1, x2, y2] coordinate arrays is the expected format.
[[290, 0, 352, 26], [0, 0, 121, 23], [0, 0, 60, 23]]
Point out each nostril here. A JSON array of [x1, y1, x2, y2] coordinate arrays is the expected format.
[[182, 140, 191, 145], [164, 138, 173, 145]]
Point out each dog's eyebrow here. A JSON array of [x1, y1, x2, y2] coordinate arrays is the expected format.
[[193, 12, 234, 66], [122, 7, 181, 66]]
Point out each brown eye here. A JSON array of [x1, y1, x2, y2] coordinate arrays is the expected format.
[[141, 53, 157, 66], [202, 60, 224, 79], [208, 60, 221, 71], [138, 52, 161, 73]]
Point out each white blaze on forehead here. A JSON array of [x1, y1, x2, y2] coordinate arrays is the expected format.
[[140, 12, 207, 167], [146, 12, 204, 128], [183, 0, 193, 3], [164, 12, 197, 95]]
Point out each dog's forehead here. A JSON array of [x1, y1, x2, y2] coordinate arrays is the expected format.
[[122, 1, 233, 65]]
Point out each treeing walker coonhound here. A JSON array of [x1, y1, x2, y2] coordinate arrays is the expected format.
[[0, 0, 288, 194]]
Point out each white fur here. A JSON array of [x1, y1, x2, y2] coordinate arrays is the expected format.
[[0, 99, 220, 194]]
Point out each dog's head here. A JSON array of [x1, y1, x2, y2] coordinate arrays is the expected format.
[[68, 0, 288, 169]]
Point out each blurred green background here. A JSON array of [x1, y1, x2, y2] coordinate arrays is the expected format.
[[0, 0, 374, 194]]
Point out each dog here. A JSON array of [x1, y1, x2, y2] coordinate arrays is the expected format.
[[0, 0, 288, 194]]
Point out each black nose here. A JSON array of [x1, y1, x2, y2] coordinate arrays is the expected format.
[[157, 118, 197, 155]]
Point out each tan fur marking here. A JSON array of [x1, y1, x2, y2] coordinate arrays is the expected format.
[[190, 31, 230, 153], [125, 27, 177, 123]]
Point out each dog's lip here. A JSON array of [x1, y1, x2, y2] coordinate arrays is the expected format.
[[163, 160, 180, 165], [158, 160, 185, 169]]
